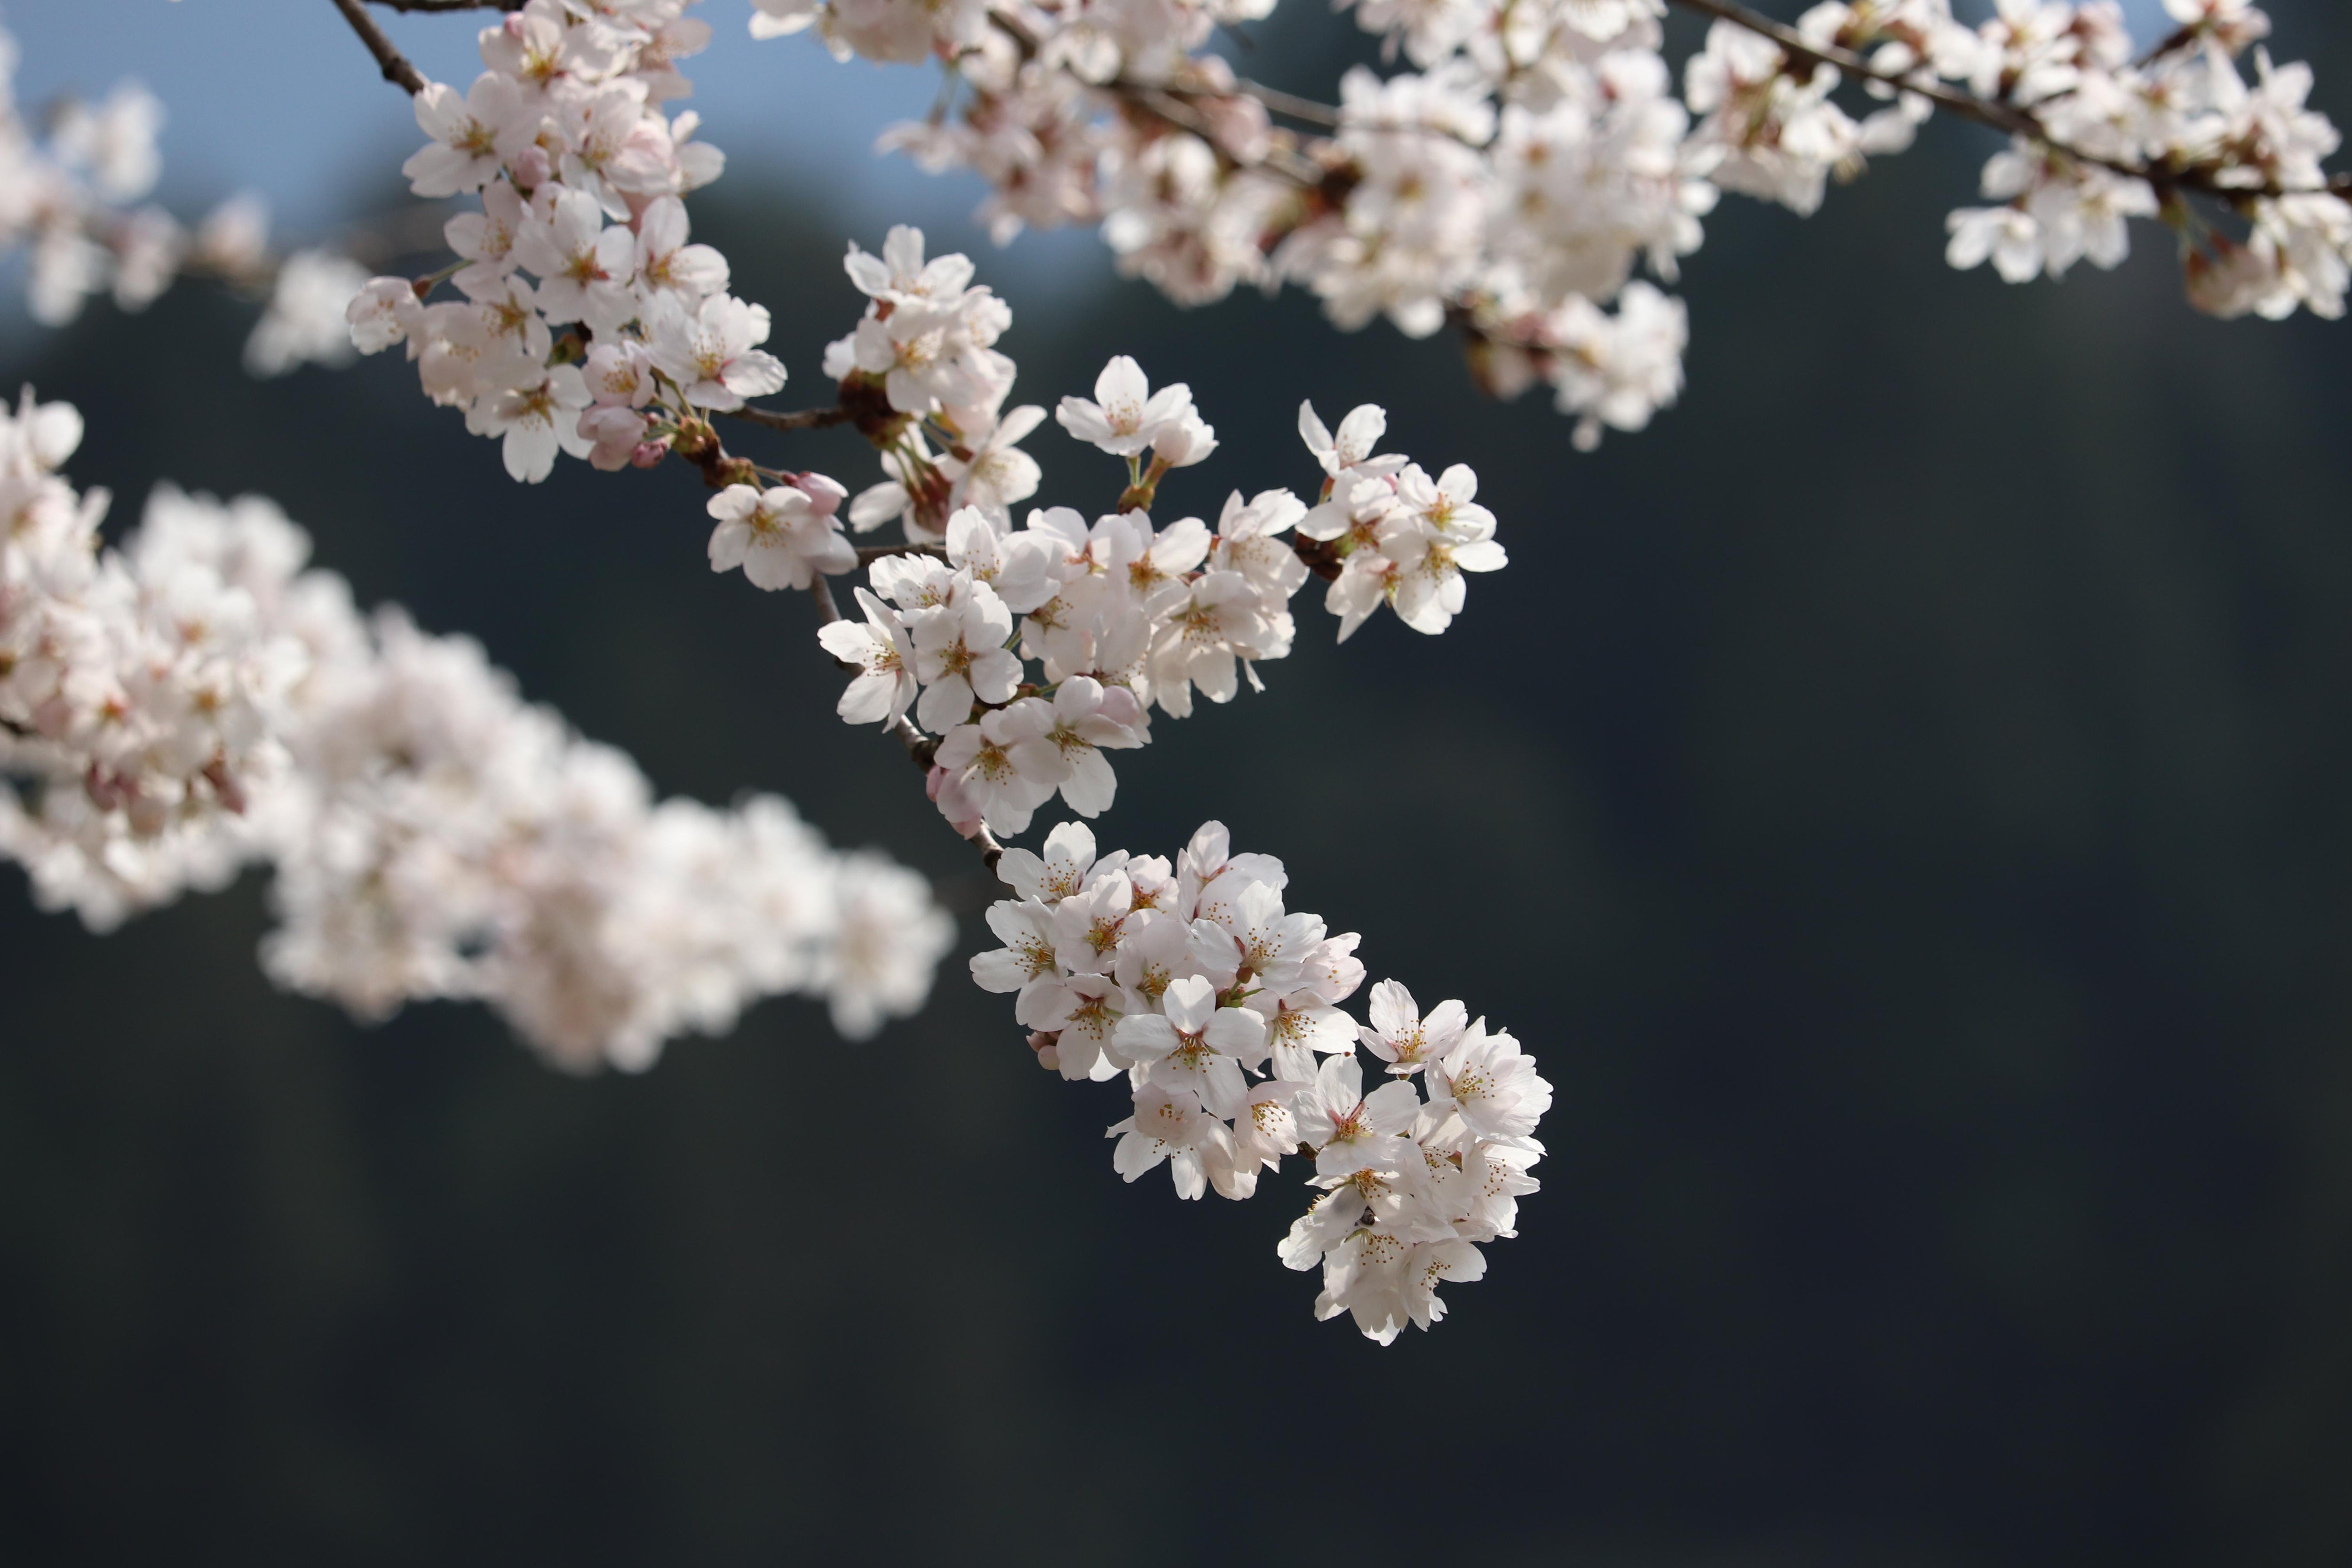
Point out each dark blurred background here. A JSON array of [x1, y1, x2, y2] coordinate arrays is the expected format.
[[3, 1, 2351, 1562]]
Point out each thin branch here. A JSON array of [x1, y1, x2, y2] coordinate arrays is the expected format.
[[329, 0, 427, 96], [856, 542, 947, 565], [986, 9, 1327, 187], [724, 403, 858, 432], [809, 573, 847, 629], [2132, 23, 2202, 71], [1229, 78, 1342, 130], [365, 0, 503, 10], [1666, 0, 2351, 200]]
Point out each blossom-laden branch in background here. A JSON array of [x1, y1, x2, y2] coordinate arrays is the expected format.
[[738, 0, 2348, 446], [0, 25, 417, 378], [972, 819, 1551, 1344], [0, 392, 953, 1069]]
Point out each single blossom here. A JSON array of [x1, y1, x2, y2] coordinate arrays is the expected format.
[[705, 483, 857, 591]]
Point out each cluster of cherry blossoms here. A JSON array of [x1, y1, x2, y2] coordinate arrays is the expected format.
[[347, 0, 775, 482], [0, 391, 951, 1069], [780, 236, 1506, 844], [0, 24, 373, 377], [746, 0, 2348, 445], [972, 820, 1549, 1342], [1935, 0, 2349, 319]]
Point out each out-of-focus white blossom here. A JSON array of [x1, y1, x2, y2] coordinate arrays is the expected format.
[[0, 393, 952, 1069]]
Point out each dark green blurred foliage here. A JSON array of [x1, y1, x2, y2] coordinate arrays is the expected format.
[[5, 6, 2352, 1560]]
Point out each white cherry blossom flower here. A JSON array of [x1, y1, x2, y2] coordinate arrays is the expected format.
[[994, 819, 1098, 904], [515, 185, 637, 333], [930, 699, 1063, 835], [1114, 974, 1264, 1117], [1426, 1019, 1554, 1146], [402, 74, 537, 198], [633, 195, 729, 302], [1298, 400, 1405, 484], [647, 292, 787, 411], [909, 577, 1021, 731], [1055, 355, 1197, 457], [1294, 1052, 1423, 1176], [705, 483, 857, 590], [1107, 1083, 1230, 1199], [1037, 675, 1146, 816], [939, 404, 1045, 512], [815, 587, 919, 724], [474, 364, 594, 483], [1359, 979, 1468, 1075], [844, 223, 977, 304]]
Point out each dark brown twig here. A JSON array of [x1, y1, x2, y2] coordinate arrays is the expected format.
[[986, 9, 1328, 186], [725, 404, 859, 432], [366, 0, 503, 11], [329, 0, 427, 96]]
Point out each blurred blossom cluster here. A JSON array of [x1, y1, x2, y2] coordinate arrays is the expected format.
[[0, 25, 372, 378], [0, 391, 951, 1068]]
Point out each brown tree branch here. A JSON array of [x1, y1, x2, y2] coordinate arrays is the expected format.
[[856, 542, 947, 565], [725, 403, 858, 432], [1225, 78, 1341, 129], [329, 0, 427, 96], [985, 9, 1328, 186], [366, 0, 503, 11]]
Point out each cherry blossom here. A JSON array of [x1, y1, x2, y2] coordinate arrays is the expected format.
[[706, 481, 857, 590], [1056, 356, 1200, 458]]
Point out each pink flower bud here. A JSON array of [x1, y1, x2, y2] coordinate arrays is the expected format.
[[794, 471, 848, 517], [630, 438, 671, 469], [926, 764, 986, 838], [578, 406, 648, 472], [511, 144, 553, 190]]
